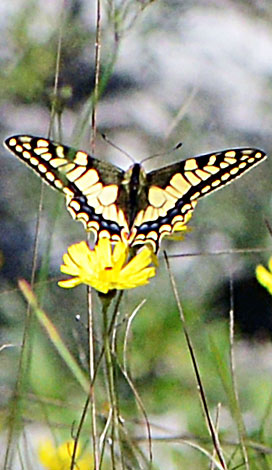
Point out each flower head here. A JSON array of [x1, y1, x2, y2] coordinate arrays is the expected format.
[[58, 238, 156, 294], [256, 256, 272, 295], [38, 439, 92, 470]]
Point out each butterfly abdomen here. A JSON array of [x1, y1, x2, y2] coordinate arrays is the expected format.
[[121, 163, 147, 229]]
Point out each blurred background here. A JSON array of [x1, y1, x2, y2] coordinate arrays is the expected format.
[[1, 0, 272, 468]]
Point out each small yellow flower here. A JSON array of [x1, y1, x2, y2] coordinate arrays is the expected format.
[[58, 238, 156, 294], [38, 439, 92, 470], [256, 256, 272, 295]]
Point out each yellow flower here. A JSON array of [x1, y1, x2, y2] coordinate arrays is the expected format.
[[256, 256, 272, 295], [58, 238, 156, 294], [38, 439, 92, 470]]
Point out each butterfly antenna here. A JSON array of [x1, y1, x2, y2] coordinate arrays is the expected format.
[[141, 141, 183, 164], [100, 132, 135, 164]]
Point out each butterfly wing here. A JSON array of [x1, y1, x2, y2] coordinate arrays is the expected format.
[[4, 135, 130, 243], [131, 148, 267, 252]]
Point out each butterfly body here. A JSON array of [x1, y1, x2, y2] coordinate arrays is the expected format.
[[4, 135, 267, 252], [122, 163, 145, 228]]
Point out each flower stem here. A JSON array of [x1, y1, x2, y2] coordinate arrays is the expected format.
[[102, 296, 118, 470], [88, 287, 100, 470]]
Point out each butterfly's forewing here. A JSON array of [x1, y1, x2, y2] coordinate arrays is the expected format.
[[4, 135, 130, 243], [131, 148, 267, 252]]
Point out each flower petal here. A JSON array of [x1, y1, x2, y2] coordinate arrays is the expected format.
[[118, 267, 156, 288], [60, 263, 80, 276], [113, 241, 128, 267], [38, 439, 93, 470], [120, 247, 153, 276], [256, 264, 272, 295], [38, 440, 56, 467], [96, 237, 113, 270], [58, 277, 82, 288]]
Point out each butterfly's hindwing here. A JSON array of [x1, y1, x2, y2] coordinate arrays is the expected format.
[[4, 135, 129, 243], [131, 148, 267, 251]]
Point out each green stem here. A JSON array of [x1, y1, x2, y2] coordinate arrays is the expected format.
[[102, 296, 118, 470], [88, 287, 100, 470]]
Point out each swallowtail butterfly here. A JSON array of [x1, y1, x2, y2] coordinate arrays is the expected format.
[[4, 135, 267, 252]]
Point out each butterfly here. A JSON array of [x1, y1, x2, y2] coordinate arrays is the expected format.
[[4, 135, 267, 252]]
